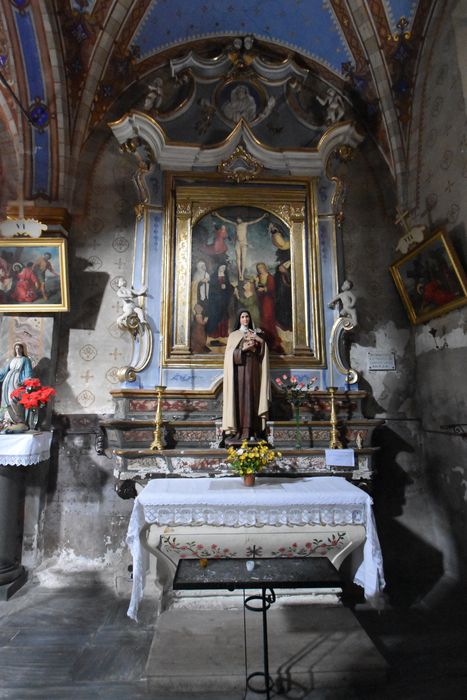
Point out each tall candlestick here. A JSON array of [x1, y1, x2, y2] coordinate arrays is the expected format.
[[329, 341, 334, 387], [159, 334, 163, 386]]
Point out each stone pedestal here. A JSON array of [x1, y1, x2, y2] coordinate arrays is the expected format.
[[0, 466, 27, 600], [0, 432, 52, 600]]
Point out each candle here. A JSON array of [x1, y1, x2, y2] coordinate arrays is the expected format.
[[329, 341, 334, 387], [159, 334, 163, 386]]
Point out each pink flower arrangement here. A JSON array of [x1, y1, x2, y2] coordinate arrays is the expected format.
[[10, 378, 56, 410], [274, 374, 318, 407]]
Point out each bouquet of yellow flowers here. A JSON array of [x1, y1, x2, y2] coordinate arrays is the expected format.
[[226, 440, 281, 476]]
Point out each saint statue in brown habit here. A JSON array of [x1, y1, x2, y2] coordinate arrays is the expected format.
[[222, 309, 270, 441]]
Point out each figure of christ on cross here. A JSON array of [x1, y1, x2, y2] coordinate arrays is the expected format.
[[214, 211, 267, 281]]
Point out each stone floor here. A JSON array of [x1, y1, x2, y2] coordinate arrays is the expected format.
[[1, 576, 467, 699]]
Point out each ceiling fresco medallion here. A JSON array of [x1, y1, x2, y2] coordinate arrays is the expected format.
[[215, 79, 271, 127]]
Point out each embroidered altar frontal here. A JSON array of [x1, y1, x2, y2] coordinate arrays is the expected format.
[[126, 476, 385, 620]]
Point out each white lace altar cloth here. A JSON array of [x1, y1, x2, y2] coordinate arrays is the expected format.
[[0, 432, 52, 466], [127, 476, 385, 621]]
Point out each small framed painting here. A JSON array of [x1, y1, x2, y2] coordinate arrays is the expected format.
[[0, 238, 69, 312], [390, 229, 467, 324]]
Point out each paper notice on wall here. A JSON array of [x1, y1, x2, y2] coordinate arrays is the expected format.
[[368, 351, 396, 370], [325, 449, 355, 467]]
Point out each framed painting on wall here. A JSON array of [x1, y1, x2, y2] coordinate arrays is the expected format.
[[0, 238, 70, 312], [163, 176, 325, 368], [390, 229, 467, 324]]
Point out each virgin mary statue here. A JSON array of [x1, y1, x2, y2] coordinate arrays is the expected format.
[[0, 342, 33, 424]]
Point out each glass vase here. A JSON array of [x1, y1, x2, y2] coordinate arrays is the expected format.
[[26, 407, 40, 431]]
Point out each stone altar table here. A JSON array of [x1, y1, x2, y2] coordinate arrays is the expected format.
[[126, 475, 385, 620]]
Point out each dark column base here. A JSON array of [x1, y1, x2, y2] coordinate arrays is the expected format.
[[0, 565, 27, 600], [0, 465, 26, 601]]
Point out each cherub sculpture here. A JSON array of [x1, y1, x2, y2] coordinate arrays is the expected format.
[[116, 278, 148, 329], [328, 279, 357, 327], [144, 78, 164, 111], [317, 88, 345, 124]]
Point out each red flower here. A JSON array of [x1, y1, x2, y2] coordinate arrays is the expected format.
[[23, 378, 41, 388], [275, 378, 282, 385], [10, 387, 26, 399], [21, 394, 40, 408], [11, 379, 56, 408]]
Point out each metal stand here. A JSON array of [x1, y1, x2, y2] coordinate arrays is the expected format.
[[328, 386, 343, 449], [244, 587, 276, 699], [150, 385, 166, 451]]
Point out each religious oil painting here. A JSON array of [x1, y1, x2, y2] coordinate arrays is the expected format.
[[0, 238, 70, 313], [390, 229, 467, 325], [190, 207, 292, 356], [165, 179, 324, 369]]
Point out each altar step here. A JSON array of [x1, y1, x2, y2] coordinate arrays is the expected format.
[[102, 417, 383, 450], [112, 446, 380, 490], [146, 605, 388, 693]]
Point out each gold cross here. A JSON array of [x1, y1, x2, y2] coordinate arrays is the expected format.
[[395, 207, 412, 234]]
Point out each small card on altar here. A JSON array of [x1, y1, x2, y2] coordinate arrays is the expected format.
[[325, 449, 355, 467]]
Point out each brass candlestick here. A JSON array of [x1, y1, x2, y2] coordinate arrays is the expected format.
[[150, 385, 166, 451], [328, 387, 343, 449]]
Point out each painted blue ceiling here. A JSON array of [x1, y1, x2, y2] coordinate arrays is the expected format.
[[133, 0, 353, 73], [386, 0, 418, 30]]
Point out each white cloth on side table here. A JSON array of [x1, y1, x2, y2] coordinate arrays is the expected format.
[[126, 476, 385, 620], [0, 432, 52, 466]]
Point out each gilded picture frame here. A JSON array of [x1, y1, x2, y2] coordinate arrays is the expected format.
[[0, 238, 70, 312], [390, 229, 467, 325], [163, 175, 325, 368]]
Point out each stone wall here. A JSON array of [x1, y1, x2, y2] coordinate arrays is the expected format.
[[406, 0, 467, 585], [336, 140, 443, 607], [21, 141, 140, 586]]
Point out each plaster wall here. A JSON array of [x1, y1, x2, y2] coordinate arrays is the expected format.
[[406, 1, 467, 579], [336, 142, 443, 606], [26, 142, 141, 584]]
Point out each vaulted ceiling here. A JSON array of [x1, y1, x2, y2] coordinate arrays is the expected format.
[[0, 0, 437, 212]]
